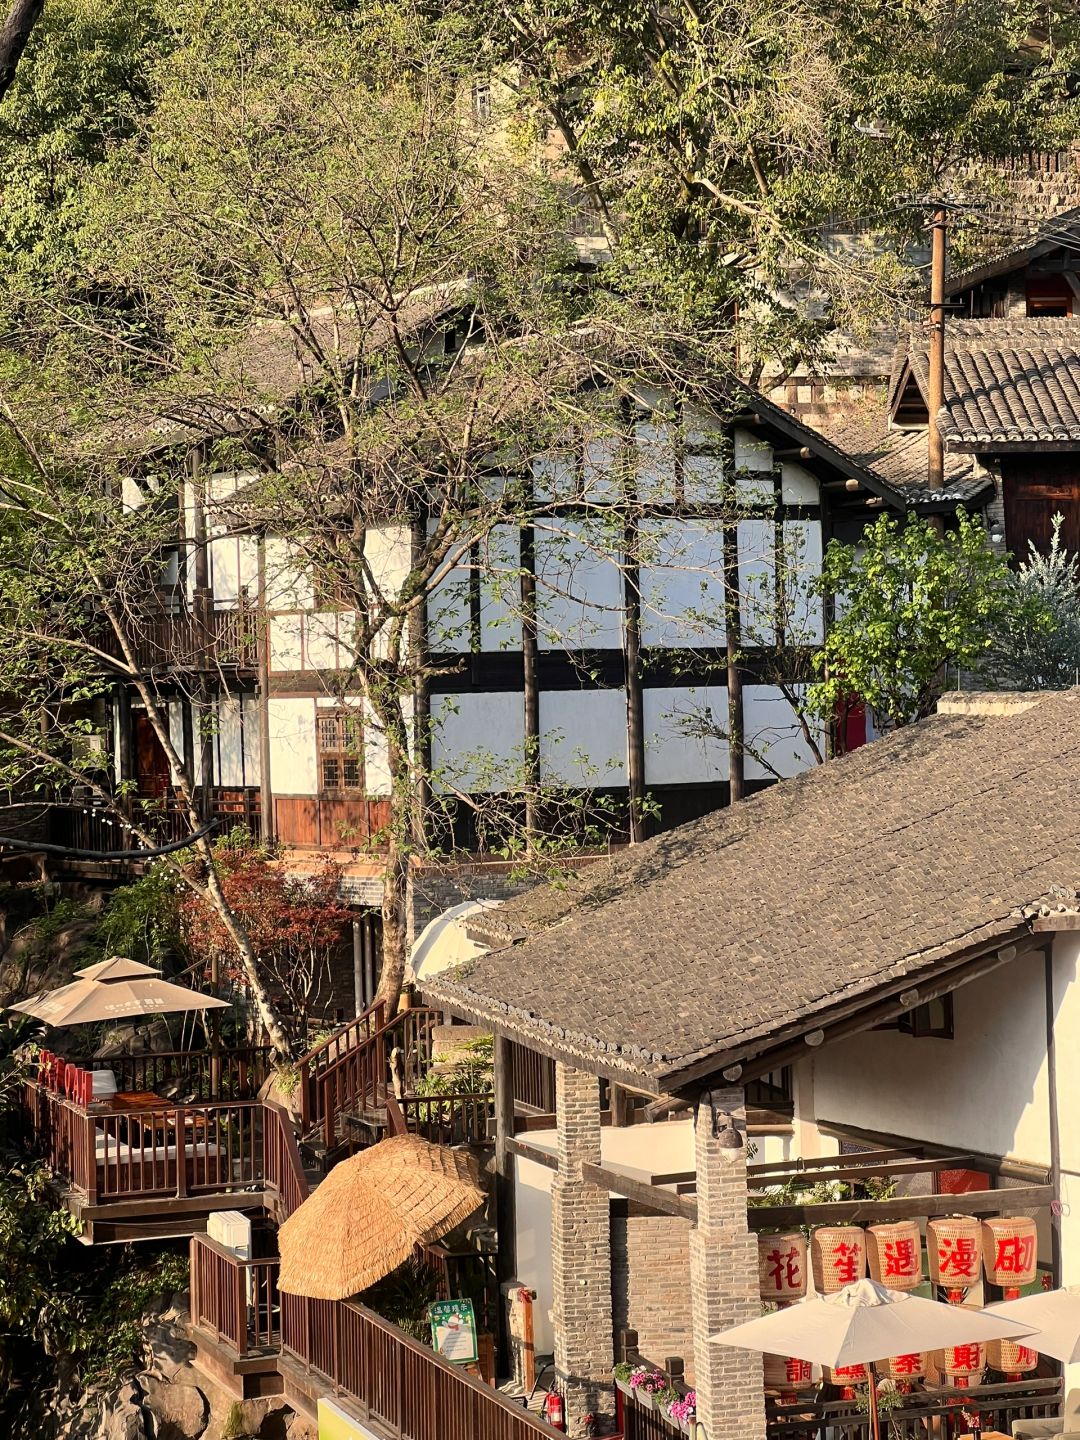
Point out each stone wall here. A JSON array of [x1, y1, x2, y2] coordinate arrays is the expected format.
[[611, 1203, 694, 1378]]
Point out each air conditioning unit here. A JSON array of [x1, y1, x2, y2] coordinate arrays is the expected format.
[[207, 1210, 253, 1306]]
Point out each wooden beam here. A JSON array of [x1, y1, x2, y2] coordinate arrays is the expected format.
[[1033, 915, 1080, 931], [746, 1154, 980, 1189], [749, 1147, 920, 1176], [581, 1161, 698, 1222], [506, 1136, 558, 1171], [746, 1184, 1054, 1230], [818, 1118, 1051, 1185]]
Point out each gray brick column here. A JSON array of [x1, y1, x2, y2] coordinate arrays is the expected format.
[[551, 1061, 616, 1434], [689, 1087, 767, 1440]]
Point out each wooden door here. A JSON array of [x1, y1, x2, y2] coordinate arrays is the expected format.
[[133, 712, 171, 798], [1000, 458, 1080, 562]]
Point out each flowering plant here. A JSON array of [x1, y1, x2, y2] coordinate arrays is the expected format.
[[668, 1391, 697, 1424], [629, 1367, 667, 1393]]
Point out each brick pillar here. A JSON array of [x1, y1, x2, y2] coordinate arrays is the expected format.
[[689, 1087, 766, 1440], [551, 1062, 616, 1434]]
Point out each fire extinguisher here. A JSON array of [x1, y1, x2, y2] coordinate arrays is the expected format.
[[543, 1388, 566, 1432]]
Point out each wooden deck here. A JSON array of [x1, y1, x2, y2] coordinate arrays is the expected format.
[[23, 1080, 302, 1243]]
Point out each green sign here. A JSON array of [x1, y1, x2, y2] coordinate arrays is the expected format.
[[429, 1297, 479, 1365]]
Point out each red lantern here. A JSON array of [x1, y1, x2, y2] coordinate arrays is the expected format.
[[883, 1353, 929, 1382], [758, 1233, 808, 1303], [937, 1342, 984, 1388], [927, 1216, 983, 1289], [763, 1354, 814, 1394], [867, 1221, 923, 1291], [987, 1339, 1038, 1378], [811, 1226, 867, 1292], [982, 1217, 1038, 1294]]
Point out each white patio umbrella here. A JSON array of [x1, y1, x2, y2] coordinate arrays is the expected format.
[[985, 1289, 1080, 1364], [713, 1279, 1036, 1440], [8, 955, 229, 1026]]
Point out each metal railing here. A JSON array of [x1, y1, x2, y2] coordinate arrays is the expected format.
[[281, 1292, 552, 1440], [190, 1234, 281, 1356]]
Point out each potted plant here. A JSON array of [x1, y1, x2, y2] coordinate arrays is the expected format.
[[668, 1390, 697, 1436], [631, 1371, 671, 1411], [613, 1363, 635, 1398]]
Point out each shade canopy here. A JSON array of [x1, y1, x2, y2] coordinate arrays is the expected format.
[[277, 1134, 485, 1300], [985, 1289, 1080, 1363], [407, 900, 501, 985], [8, 955, 229, 1026], [712, 1279, 1035, 1368]]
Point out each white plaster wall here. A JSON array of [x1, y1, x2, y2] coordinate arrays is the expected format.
[[534, 519, 624, 649], [633, 419, 678, 504], [514, 1154, 556, 1357], [783, 519, 824, 645], [540, 688, 627, 785], [263, 537, 313, 609], [733, 429, 776, 503], [267, 697, 317, 795], [430, 692, 525, 792], [642, 686, 729, 784], [1052, 935, 1080, 1393], [215, 695, 245, 787], [269, 613, 304, 671], [242, 694, 261, 786], [780, 464, 820, 505], [743, 685, 824, 781], [739, 519, 776, 645], [809, 956, 1052, 1167], [638, 521, 726, 648]]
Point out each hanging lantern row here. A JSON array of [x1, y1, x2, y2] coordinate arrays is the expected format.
[[759, 1215, 1039, 1303]]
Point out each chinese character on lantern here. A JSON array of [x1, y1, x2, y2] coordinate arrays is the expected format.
[[834, 1365, 865, 1382], [785, 1358, 812, 1385], [883, 1239, 919, 1280], [833, 1243, 861, 1284], [1017, 1347, 1037, 1368], [767, 1246, 802, 1292], [952, 1345, 982, 1373], [995, 1234, 1035, 1276], [892, 1355, 923, 1376], [939, 1236, 980, 1280]]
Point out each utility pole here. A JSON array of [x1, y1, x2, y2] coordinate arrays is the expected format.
[[927, 207, 947, 492]]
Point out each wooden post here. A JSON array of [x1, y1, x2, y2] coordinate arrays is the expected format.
[[256, 536, 275, 845], [928, 208, 947, 492], [353, 919, 364, 1017], [520, 517, 541, 849], [494, 1034, 517, 1376], [624, 518, 647, 844], [724, 520, 745, 802], [175, 1107, 188, 1196], [84, 1108, 98, 1205]]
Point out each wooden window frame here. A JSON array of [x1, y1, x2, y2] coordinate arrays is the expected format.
[[316, 707, 365, 794]]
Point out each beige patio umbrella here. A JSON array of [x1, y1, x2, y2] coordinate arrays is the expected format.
[[985, 1289, 1080, 1363], [713, 1279, 1036, 1440], [277, 1134, 485, 1300], [8, 955, 229, 1025]]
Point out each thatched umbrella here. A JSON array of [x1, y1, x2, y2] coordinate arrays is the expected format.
[[277, 1135, 485, 1300]]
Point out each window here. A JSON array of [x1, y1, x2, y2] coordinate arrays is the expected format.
[[317, 709, 364, 792], [1026, 277, 1073, 318], [471, 81, 492, 124], [876, 993, 954, 1039]]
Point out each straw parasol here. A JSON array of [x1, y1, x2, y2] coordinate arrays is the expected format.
[[8, 955, 229, 1025], [277, 1134, 485, 1300], [713, 1279, 1035, 1440], [985, 1289, 1080, 1363]]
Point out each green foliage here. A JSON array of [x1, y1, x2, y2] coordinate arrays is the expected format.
[[988, 514, 1080, 691], [807, 511, 1025, 731], [94, 863, 184, 970], [78, 1247, 189, 1386], [361, 1258, 444, 1343], [413, 1035, 494, 1098]]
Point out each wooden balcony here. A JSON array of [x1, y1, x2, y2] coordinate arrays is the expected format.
[[23, 1078, 300, 1244], [105, 606, 259, 673]]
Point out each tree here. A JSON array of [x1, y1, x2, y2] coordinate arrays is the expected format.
[[806, 509, 1025, 732], [988, 514, 1080, 692], [0, 2, 765, 1015], [448, 0, 1080, 370], [0, 0, 45, 102], [180, 841, 352, 1038]]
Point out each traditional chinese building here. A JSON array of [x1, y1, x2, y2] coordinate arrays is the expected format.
[[425, 686, 1080, 1440]]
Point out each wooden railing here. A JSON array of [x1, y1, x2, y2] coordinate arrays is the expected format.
[[765, 1379, 1064, 1440], [105, 605, 259, 672], [92, 1047, 273, 1102], [511, 1042, 556, 1114], [282, 1293, 552, 1440], [263, 1100, 310, 1222], [297, 1003, 440, 1147], [399, 1093, 494, 1147], [25, 1081, 265, 1204], [190, 1234, 281, 1356], [48, 788, 262, 855]]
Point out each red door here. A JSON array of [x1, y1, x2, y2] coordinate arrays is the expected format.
[[133, 712, 171, 798]]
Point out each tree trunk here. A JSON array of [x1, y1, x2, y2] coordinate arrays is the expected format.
[[374, 699, 413, 1015], [0, 0, 43, 101]]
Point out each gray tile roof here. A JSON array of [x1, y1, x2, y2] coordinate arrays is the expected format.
[[944, 206, 1080, 296], [427, 689, 1080, 1088], [905, 319, 1080, 447], [817, 409, 990, 504]]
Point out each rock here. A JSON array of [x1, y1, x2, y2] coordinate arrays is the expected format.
[[139, 1314, 197, 1379], [225, 1397, 293, 1439], [98, 1390, 147, 1440], [140, 1377, 208, 1440], [284, 1413, 318, 1440]]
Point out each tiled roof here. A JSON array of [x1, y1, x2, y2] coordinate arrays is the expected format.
[[944, 206, 1080, 296], [905, 318, 1080, 447], [816, 408, 989, 504], [427, 689, 1080, 1087]]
